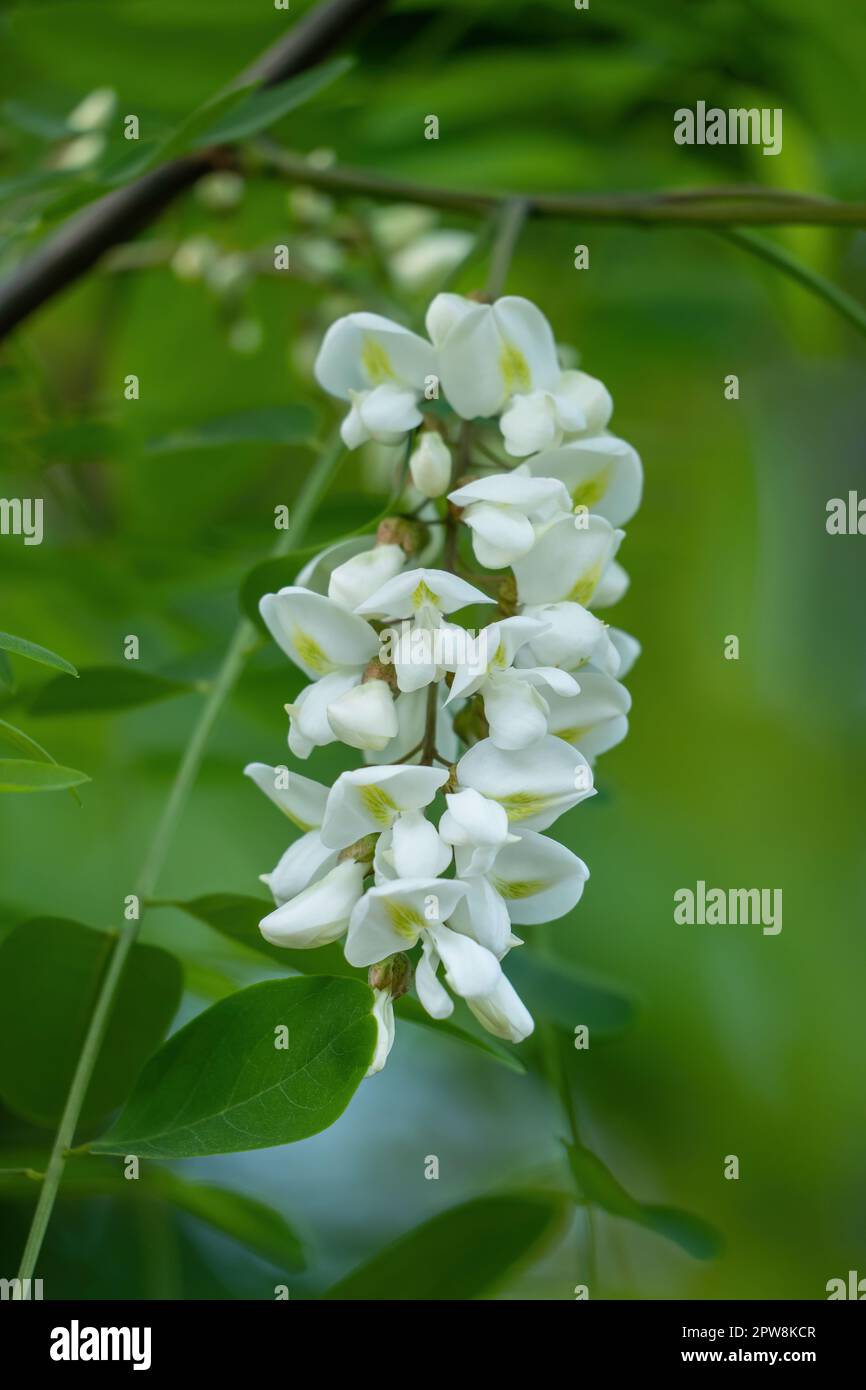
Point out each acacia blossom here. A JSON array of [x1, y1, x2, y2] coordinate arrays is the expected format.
[[247, 290, 641, 1073]]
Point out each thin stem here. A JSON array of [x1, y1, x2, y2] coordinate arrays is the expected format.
[[720, 227, 866, 339], [15, 430, 346, 1286], [483, 198, 530, 300], [256, 143, 866, 227]]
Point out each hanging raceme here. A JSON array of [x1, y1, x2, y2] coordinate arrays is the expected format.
[[247, 291, 642, 1072]]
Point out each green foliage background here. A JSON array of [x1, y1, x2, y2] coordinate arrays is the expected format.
[[0, 0, 864, 1299]]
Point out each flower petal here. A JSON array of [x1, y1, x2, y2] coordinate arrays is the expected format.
[[320, 763, 449, 849], [259, 586, 379, 678], [243, 761, 328, 831], [511, 515, 623, 607], [326, 678, 399, 752], [426, 922, 502, 999], [259, 859, 366, 948], [356, 567, 493, 619], [261, 830, 338, 904], [490, 829, 589, 925], [328, 543, 406, 611], [457, 735, 594, 830], [466, 971, 534, 1042], [528, 434, 642, 526], [344, 877, 467, 965]]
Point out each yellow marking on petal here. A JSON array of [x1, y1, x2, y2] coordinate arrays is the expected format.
[[554, 726, 591, 745], [565, 562, 603, 606], [491, 641, 508, 670], [361, 335, 394, 384], [492, 876, 548, 900], [358, 783, 399, 826], [499, 340, 532, 394], [571, 468, 610, 510], [496, 790, 551, 822], [412, 579, 439, 610], [291, 627, 335, 675], [384, 898, 425, 940]]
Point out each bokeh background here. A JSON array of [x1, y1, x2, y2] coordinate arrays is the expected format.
[[1, 0, 864, 1299]]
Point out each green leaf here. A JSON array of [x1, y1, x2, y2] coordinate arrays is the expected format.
[[564, 1140, 722, 1260], [145, 405, 317, 455], [0, 650, 15, 693], [157, 895, 524, 1073], [0, 919, 182, 1130], [91, 976, 376, 1159], [324, 1191, 569, 1300], [153, 892, 358, 978], [394, 996, 526, 1075], [507, 949, 636, 1038], [193, 58, 354, 146], [0, 759, 90, 793], [146, 1170, 306, 1270], [0, 631, 77, 678], [30, 665, 193, 716], [0, 719, 85, 804]]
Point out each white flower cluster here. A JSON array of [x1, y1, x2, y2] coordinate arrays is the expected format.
[[246, 293, 641, 1075]]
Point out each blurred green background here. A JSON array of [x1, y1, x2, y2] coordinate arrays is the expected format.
[[1, 0, 864, 1299]]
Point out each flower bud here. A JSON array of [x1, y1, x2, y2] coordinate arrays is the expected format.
[[368, 952, 413, 1000], [326, 679, 398, 752], [409, 431, 452, 498], [328, 542, 405, 609], [375, 516, 429, 555], [363, 656, 399, 692]]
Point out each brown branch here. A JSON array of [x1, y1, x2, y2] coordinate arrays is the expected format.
[[257, 142, 866, 227], [0, 0, 387, 341]]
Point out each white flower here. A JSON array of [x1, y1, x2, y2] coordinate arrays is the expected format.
[[285, 671, 362, 758], [607, 628, 641, 676], [366, 988, 396, 1075], [260, 586, 379, 679], [447, 468, 571, 568], [358, 567, 493, 695], [327, 543, 406, 611], [448, 615, 580, 750], [374, 809, 452, 880], [67, 86, 117, 132], [320, 763, 449, 850], [261, 832, 338, 905], [488, 830, 589, 924], [259, 859, 367, 949], [517, 601, 621, 676], [499, 370, 612, 457], [429, 292, 610, 456], [391, 229, 475, 291], [344, 877, 468, 965], [409, 431, 452, 498], [356, 567, 491, 621], [413, 922, 505, 1019], [466, 971, 534, 1043], [439, 787, 516, 876], [511, 514, 623, 607], [543, 671, 632, 761], [457, 735, 594, 830], [243, 761, 329, 831], [588, 559, 629, 609], [314, 311, 436, 448], [244, 762, 338, 903], [326, 679, 399, 752], [527, 435, 642, 526]]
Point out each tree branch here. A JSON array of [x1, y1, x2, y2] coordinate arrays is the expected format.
[[256, 145, 866, 227], [0, 0, 386, 341]]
